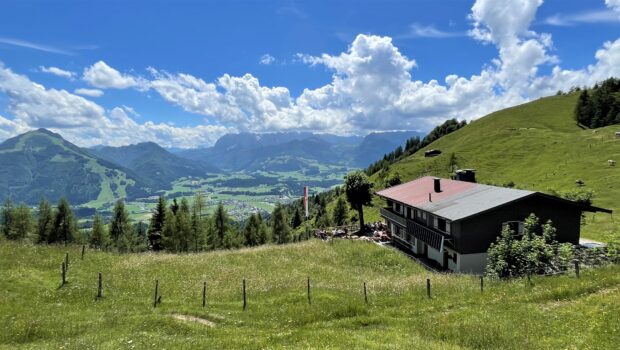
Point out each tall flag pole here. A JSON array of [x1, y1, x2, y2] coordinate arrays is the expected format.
[[303, 186, 309, 218]]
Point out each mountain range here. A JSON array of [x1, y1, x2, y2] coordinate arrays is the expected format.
[[0, 128, 423, 205]]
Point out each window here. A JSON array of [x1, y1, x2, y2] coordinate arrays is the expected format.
[[446, 222, 451, 234], [394, 202, 401, 214], [433, 216, 439, 228], [406, 207, 412, 219], [437, 218, 446, 232], [502, 221, 524, 235]]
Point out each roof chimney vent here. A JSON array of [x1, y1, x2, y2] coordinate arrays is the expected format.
[[434, 177, 441, 193], [455, 169, 476, 183]]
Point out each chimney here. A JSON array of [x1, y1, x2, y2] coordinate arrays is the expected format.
[[434, 177, 441, 193], [455, 169, 476, 183], [428, 193, 432, 202]]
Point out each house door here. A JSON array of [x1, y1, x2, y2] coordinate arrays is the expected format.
[[423, 243, 428, 258], [443, 250, 449, 269]]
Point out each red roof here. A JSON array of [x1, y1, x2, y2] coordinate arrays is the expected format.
[[376, 176, 475, 206]]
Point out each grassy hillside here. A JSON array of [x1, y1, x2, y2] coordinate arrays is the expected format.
[[1, 240, 619, 349], [362, 93, 620, 242], [0, 129, 148, 206]]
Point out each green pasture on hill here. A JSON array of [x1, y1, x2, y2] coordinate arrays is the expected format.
[[1, 240, 619, 349]]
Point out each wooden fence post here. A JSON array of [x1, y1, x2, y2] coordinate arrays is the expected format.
[[153, 280, 159, 308], [81, 245, 85, 260], [202, 281, 207, 308], [243, 279, 247, 311], [426, 278, 431, 299], [307, 277, 311, 305], [61, 262, 66, 286], [97, 272, 103, 299], [480, 276, 484, 293], [364, 282, 368, 304], [575, 260, 580, 278]]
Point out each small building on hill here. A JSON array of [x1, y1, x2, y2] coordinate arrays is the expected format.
[[376, 176, 611, 274]]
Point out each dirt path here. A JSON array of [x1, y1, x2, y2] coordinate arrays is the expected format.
[[171, 314, 216, 327]]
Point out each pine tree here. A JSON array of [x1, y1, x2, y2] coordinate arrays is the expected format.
[[244, 214, 260, 246], [90, 212, 110, 250], [52, 198, 76, 245], [271, 203, 291, 244], [190, 194, 208, 252], [211, 203, 229, 249], [110, 200, 134, 252], [36, 198, 54, 243], [175, 198, 192, 252], [162, 208, 177, 251], [134, 221, 148, 252], [0, 199, 14, 239], [291, 208, 302, 229], [256, 214, 269, 244], [148, 196, 167, 251], [332, 196, 348, 226], [12, 204, 33, 240]]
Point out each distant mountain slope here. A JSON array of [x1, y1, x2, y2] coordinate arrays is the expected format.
[[0, 129, 150, 205], [90, 142, 218, 188], [176, 131, 423, 171], [352, 131, 425, 166], [361, 93, 620, 242]]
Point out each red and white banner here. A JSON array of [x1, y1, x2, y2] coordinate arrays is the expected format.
[[303, 186, 309, 218]]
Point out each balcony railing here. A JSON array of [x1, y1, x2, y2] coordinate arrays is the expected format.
[[380, 207, 450, 252], [407, 219, 445, 251], [380, 207, 406, 227]]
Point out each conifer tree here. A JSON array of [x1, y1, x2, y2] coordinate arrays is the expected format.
[[211, 203, 229, 249], [291, 208, 302, 229], [90, 212, 110, 250], [110, 200, 134, 252], [256, 213, 269, 244], [12, 204, 33, 240], [271, 203, 291, 244], [191, 193, 208, 252], [162, 208, 177, 251], [52, 198, 76, 245], [148, 196, 167, 251], [175, 198, 193, 252], [36, 198, 54, 243], [244, 214, 260, 246], [333, 196, 348, 227], [0, 199, 14, 239]]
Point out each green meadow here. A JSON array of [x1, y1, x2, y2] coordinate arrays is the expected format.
[[1, 240, 619, 349]]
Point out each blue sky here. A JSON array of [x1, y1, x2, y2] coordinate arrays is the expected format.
[[0, 0, 619, 147]]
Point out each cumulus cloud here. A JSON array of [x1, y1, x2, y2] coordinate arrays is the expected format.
[[0, 63, 233, 147], [259, 54, 276, 65], [74, 88, 104, 97], [2, 0, 620, 148], [82, 61, 146, 89], [607, 0, 620, 12], [39, 66, 75, 79]]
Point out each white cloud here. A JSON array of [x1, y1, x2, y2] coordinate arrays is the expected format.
[[0, 63, 234, 148], [82, 61, 146, 89], [402, 24, 465, 38], [74, 88, 104, 97], [39, 66, 75, 79], [0, 37, 73, 55], [259, 54, 276, 65], [544, 10, 620, 26], [606, 0, 620, 13]]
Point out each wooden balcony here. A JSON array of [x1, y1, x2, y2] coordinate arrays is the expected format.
[[380, 207, 407, 227]]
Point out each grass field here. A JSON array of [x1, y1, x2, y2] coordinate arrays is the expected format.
[[359, 93, 620, 243], [1, 240, 619, 349]]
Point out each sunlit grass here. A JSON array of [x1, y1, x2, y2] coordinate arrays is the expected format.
[[1, 240, 619, 349]]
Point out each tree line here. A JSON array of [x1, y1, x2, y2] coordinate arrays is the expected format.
[[574, 77, 620, 128], [365, 118, 468, 176], [0, 194, 308, 253]]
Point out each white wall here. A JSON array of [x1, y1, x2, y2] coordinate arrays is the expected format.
[[427, 245, 443, 266], [457, 253, 488, 274]]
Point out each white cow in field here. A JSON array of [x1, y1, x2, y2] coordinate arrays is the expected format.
[[609, 160, 617, 166], [616, 131, 620, 138]]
